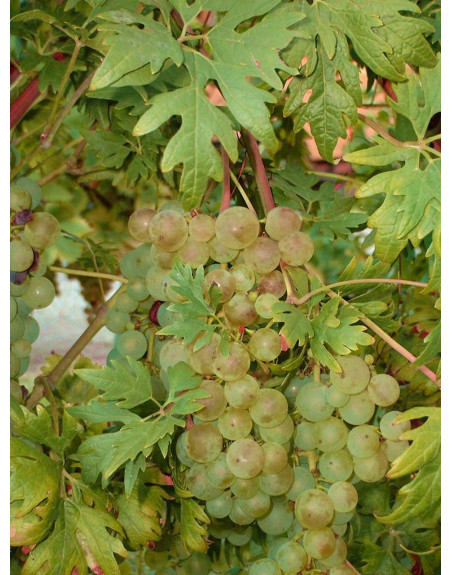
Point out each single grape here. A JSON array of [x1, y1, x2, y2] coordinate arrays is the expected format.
[[188, 214, 216, 242], [330, 355, 370, 394], [278, 231, 314, 267], [294, 421, 317, 450], [119, 251, 141, 280], [204, 269, 236, 302], [22, 316, 39, 343], [346, 425, 380, 458], [205, 453, 235, 488], [10, 352, 20, 378], [186, 463, 224, 500], [330, 565, 355, 575], [18, 356, 30, 377], [284, 376, 312, 408], [29, 254, 47, 277], [303, 527, 336, 560], [10, 379, 23, 402], [230, 476, 260, 498], [240, 489, 271, 518], [10, 277, 30, 296], [257, 501, 294, 536], [223, 293, 259, 327], [244, 237, 281, 274], [332, 510, 355, 526], [353, 450, 389, 482], [230, 264, 255, 293], [11, 339, 31, 359], [185, 552, 212, 575], [255, 293, 279, 320], [276, 540, 308, 574], [212, 342, 250, 382], [17, 298, 32, 316], [105, 309, 129, 334], [150, 244, 176, 269], [226, 526, 252, 546], [249, 328, 281, 362], [339, 391, 375, 425], [128, 208, 156, 242], [126, 279, 149, 302], [286, 466, 316, 501], [156, 302, 180, 327], [327, 386, 350, 408], [327, 482, 358, 513], [314, 417, 349, 453], [319, 536, 348, 568], [318, 450, 354, 482], [186, 423, 223, 463], [249, 388, 288, 428], [226, 438, 264, 479], [148, 209, 188, 252], [265, 206, 302, 241], [208, 237, 239, 263], [381, 439, 409, 462], [196, 380, 227, 422], [262, 443, 289, 474], [229, 497, 255, 525], [249, 558, 281, 575], [367, 373, 400, 406], [268, 538, 290, 560], [295, 489, 335, 529], [260, 415, 294, 445], [218, 407, 253, 440], [331, 523, 347, 537], [145, 266, 170, 300], [206, 491, 232, 518], [258, 270, 286, 298], [117, 330, 148, 359], [187, 332, 220, 375], [176, 237, 210, 268], [176, 432, 195, 467], [224, 375, 259, 409], [116, 292, 139, 313], [296, 382, 334, 422], [10, 240, 34, 272], [10, 296, 18, 323], [259, 464, 294, 496], [24, 212, 60, 249], [215, 206, 260, 249], [11, 187, 32, 211], [160, 339, 189, 372], [22, 277, 55, 309], [379, 410, 411, 441], [10, 315, 25, 342]]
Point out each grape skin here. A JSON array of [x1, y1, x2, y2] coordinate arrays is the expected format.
[[303, 527, 336, 560], [265, 206, 302, 241], [328, 481, 358, 513], [347, 424, 380, 458], [367, 373, 400, 406], [338, 390, 375, 425], [24, 212, 60, 249], [330, 355, 370, 394], [10, 240, 35, 272], [295, 489, 335, 529], [278, 231, 314, 267], [353, 449, 389, 482], [249, 388, 288, 428], [215, 206, 260, 249], [128, 208, 156, 242], [186, 423, 224, 463], [259, 415, 294, 445], [226, 437, 264, 479], [196, 380, 227, 422], [224, 375, 259, 409], [249, 328, 281, 362], [212, 342, 250, 381], [276, 540, 307, 574], [318, 450, 354, 482], [148, 209, 188, 252], [243, 237, 281, 274], [296, 382, 334, 422], [188, 214, 216, 242], [249, 558, 281, 575], [259, 465, 294, 496], [286, 466, 316, 501], [379, 410, 411, 440]]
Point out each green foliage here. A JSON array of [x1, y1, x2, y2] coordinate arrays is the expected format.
[[180, 499, 210, 552]]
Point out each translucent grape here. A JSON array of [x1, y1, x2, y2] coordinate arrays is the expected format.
[[117, 330, 148, 359], [230, 264, 255, 293], [126, 279, 149, 302], [10, 315, 25, 342], [255, 293, 279, 320], [259, 465, 294, 496], [208, 237, 239, 263], [186, 423, 223, 463], [262, 443, 288, 474], [204, 269, 236, 302], [10, 240, 34, 272], [379, 410, 411, 440], [330, 355, 370, 394], [258, 270, 286, 298], [318, 450, 354, 482], [11, 188, 32, 211], [134, 244, 154, 274], [314, 417, 349, 453], [353, 450, 389, 482], [260, 415, 294, 446], [206, 491, 232, 518], [278, 231, 314, 267], [295, 489, 335, 529], [230, 476, 260, 498], [150, 244, 176, 269], [156, 302, 180, 328], [257, 501, 294, 535], [330, 565, 354, 575], [215, 206, 260, 249], [24, 212, 60, 249], [284, 376, 311, 408], [116, 292, 139, 313], [176, 432, 195, 467], [244, 237, 281, 274], [10, 379, 23, 402], [176, 237, 210, 268], [17, 298, 32, 316], [212, 342, 250, 381], [11, 339, 31, 359], [226, 437, 264, 479], [249, 558, 281, 575], [320, 536, 347, 568], [105, 309, 129, 334], [276, 540, 308, 574], [249, 388, 288, 428], [18, 357, 30, 377], [196, 380, 227, 422], [332, 523, 347, 537], [227, 526, 252, 546], [10, 277, 30, 296], [268, 538, 290, 560], [128, 208, 156, 242], [303, 527, 336, 560], [327, 386, 350, 408], [205, 453, 235, 488], [367, 373, 400, 406], [10, 352, 20, 378], [327, 482, 358, 513], [145, 266, 170, 300], [294, 421, 317, 450], [186, 463, 223, 500], [339, 391, 375, 425], [10, 296, 17, 323], [188, 214, 216, 242], [148, 209, 188, 252], [296, 382, 334, 422], [119, 251, 140, 280], [249, 328, 281, 362], [332, 510, 355, 526], [286, 466, 316, 501], [229, 498, 255, 525], [22, 277, 55, 309], [265, 206, 302, 241], [223, 293, 259, 327], [184, 552, 212, 575], [240, 489, 271, 518], [22, 316, 39, 343], [188, 333, 220, 375], [381, 439, 409, 462], [346, 425, 380, 458], [218, 407, 253, 440], [224, 375, 259, 409]]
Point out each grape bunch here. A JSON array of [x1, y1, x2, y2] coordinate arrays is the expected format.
[[10, 179, 60, 399]]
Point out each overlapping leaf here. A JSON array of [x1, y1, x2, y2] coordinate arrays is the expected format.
[[180, 499, 210, 552]]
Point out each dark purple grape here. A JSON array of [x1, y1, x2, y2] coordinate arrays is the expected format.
[[149, 300, 163, 326], [13, 210, 34, 225], [27, 249, 40, 272], [10, 270, 28, 285]]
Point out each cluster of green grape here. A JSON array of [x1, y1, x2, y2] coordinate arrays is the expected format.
[[10, 179, 60, 398]]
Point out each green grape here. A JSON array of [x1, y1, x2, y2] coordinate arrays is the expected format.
[[296, 382, 334, 422], [249, 388, 288, 428], [332, 510, 355, 526], [249, 559, 281, 575], [329, 355, 370, 394], [159, 338, 188, 371], [353, 450, 389, 482], [157, 302, 180, 327], [223, 293, 259, 327], [286, 466, 316, 501], [257, 270, 286, 298], [240, 489, 271, 518], [116, 330, 148, 359], [339, 391, 375, 425], [30, 256, 47, 277], [318, 450, 354, 482], [227, 526, 252, 546], [11, 339, 31, 359], [144, 551, 170, 572], [188, 214, 216, 242], [224, 375, 259, 409], [212, 342, 250, 381], [268, 538, 290, 560], [330, 565, 355, 575], [22, 277, 55, 309], [186, 423, 223, 463], [283, 376, 311, 408], [249, 328, 281, 362], [314, 417, 349, 453], [204, 269, 236, 302], [13, 179, 41, 208], [187, 333, 220, 375], [128, 208, 156, 242], [230, 476, 260, 498], [320, 536, 348, 568], [243, 237, 281, 274], [346, 424, 380, 458], [327, 386, 350, 408], [196, 380, 227, 422], [148, 209, 188, 252], [206, 491, 232, 518], [265, 206, 302, 241], [24, 212, 60, 249], [10, 379, 23, 402], [303, 527, 336, 560], [381, 439, 409, 462], [10, 352, 20, 378], [294, 422, 317, 450], [134, 244, 155, 275], [367, 373, 400, 406], [105, 309, 129, 334], [17, 298, 32, 316], [160, 200, 186, 214], [10, 278, 30, 297], [259, 465, 294, 496], [176, 432, 195, 467], [184, 552, 212, 575], [150, 244, 176, 269], [327, 482, 358, 513], [208, 236, 239, 263], [332, 523, 347, 537], [10, 315, 25, 342], [226, 437, 264, 479], [229, 497, 255, 525], [176, 237, 210, 268], [260, 415, 294, 445], [215, 206, 260, 249], [18, 356, 30, 377], [276, 540, 307, 574], [138, 296, 154, 313], [126, 279, 149, 301], [120, 251, 140, 280], [255, 293, 279, 319], [10, 296, 17, 322], [205, 453, 235, 488], [257, 500, 294, 536], [218, 407, 253, 440], [262, 443, 288, 474], [230, 264, 255, 293], [278, 231, 314, 267], [145, 266, 170, 300], [379, 410, 411, 440], [11, 187, 32, 211], [10, 240, 34, 272], [116, 292, 139, 313], [186, 463, 224, 500], [295, 489, 335, 529]]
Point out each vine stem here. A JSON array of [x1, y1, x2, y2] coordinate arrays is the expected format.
[[42, 376, 60, 436], [228, 169, 256, 213], [49, 265, 128, 284], [220, 147, 231, 212], [242, 130, 275, 215], [289, 278, 428, 306], [346, 560, 362, 575]]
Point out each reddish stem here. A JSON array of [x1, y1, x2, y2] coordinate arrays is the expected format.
[[10, 63, 20, 84], [242, 130, 275, 215], [11, 77, 41, 129], [220, 148, 231, 212]]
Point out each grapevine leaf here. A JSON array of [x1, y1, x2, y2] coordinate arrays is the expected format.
[[75, 357, 154, 409], [67, 401, 142, 424], [180, 499, 210, 552], [124, 454, 147, 497], [166, 262, 216, 318], [360, 541, 412, 575], [171, 389, 212, 415], [413, 322, 440, 366], [344, 136, 417, 166], [166, 362, 202, 395], [272, 302, 313, 348], [158, 318, 216, 347]]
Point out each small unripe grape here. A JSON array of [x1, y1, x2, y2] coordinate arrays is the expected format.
[[218, 407, 253, 440], [257, 500, 294, 536], [265, 206, 302, 240], [240, 489, 271, 518], [249, 558, 281, 575], [244, 237, 281, 274], [328, 481, 358, 513], [286, 466, 316, 501], [367, 373, 400, 406], [276, 540, 308, 574], [294, 421, 317, 450], [10, 352, 20, 378], [206, 491, 232, 518], [187, 332, 220, 375], [260, 415, 294, 445], [186, 463, 223, 500], [205, 453, 235, 488], [255, 293, 279, 319], [148, 209, 188, 252], [327, 386, 350, 408], [150, 244, 176, 269], [318, 450, 354, 482], [230, 476, 260, 498], [262, 443, 289, 474], [249, 388, 288, 428], [229, 497, 255, 525], [105, 309, 129, 334], [339, 391, 375, 425], [24, 212, 61, 249], [215, 206, 260, 249], [10, 240, 34, 272], [128, 208, 156, 242], [259, 464, 294, 496], [126, 279, 149, 302], [319, 536, 348, 568], [249, 328, 281, 362], [314, 417, 349, 453], [353, 450, 389, 482], [115, 292, 139, 313], [189, 214, 216, 242], [22, 316, 39, 343], [296, 382, 334, 422], [278, 231, 314, 267], [347, 425, 380, 458], [11, 339, 32, 359], [11, 188, 32, 211], [381, 439, 409, 462]]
